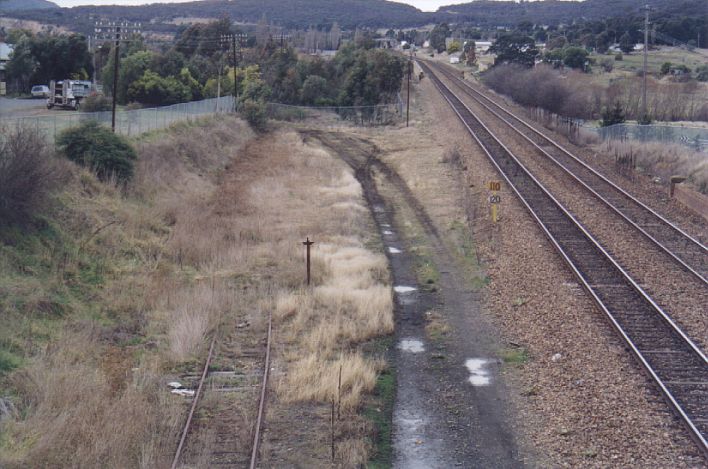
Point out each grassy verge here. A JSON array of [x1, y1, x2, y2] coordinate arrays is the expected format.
[[0, 116, 254, 467]]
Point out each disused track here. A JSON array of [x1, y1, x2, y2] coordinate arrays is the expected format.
[[418, 60, 708, 457], [426, 60, 708, 286], [170, 312, 273, 469]]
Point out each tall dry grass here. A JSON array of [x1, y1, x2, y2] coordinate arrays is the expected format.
[[601, 139, 708, 193], [0, 116, 254, 468]]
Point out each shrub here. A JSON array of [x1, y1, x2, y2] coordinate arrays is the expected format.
[[80, 94, 112, 112], [57, 121, 137, 182], [239, 99, 267, 131], [660, 62, 672, 75], [696, 65, 708, 82], [601, 101, 625, 127], [127, 70, 191, 106], [615, 53, 623, 61], [0, 125, 60, 224]]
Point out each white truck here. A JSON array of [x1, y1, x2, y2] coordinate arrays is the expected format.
[[47, 79, 93, 110]]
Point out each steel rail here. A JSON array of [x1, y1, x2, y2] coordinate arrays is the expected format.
[[250, 311, 273, 469], [419, 60, 708, 457], [427, 61, 707, 285], [171, 336, 217, 469]]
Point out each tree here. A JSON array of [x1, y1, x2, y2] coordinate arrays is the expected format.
[[447, 41, 461, 54], [300, 75, 328, 105], [5, 36, 37, 92], [595, 31, 611, 53], [601, 101, 625, 127], [619, 32, 634, 54], [430, 23, 450, 53], [489, 34, 538, 68], [563, 47, 589, 70], [660, 62, 672, 75], [127, 70, 191, 106], [464, 41, 477, 65]]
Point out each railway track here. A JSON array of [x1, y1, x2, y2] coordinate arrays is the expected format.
[[171, 312, 273, 469], [418, 60, 708, 457], [425, 60, 708, 286]]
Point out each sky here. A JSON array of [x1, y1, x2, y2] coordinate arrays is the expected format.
[[52, 0, 461, 12]]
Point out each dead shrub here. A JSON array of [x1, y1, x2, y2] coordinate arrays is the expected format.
[[0, 125, 62, 225]]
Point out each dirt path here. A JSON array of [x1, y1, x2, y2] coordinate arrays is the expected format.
[[304, 130, 526, 468]]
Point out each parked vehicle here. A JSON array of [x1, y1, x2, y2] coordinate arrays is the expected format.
[[31, 85, 50, 98], [47, 79, 93, 110]]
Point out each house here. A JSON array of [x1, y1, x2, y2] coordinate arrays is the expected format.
[[0, 42, 14, 96], [449, 52, 462, 64]]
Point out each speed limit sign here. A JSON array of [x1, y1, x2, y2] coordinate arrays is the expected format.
[[488, 195, 501, 204]]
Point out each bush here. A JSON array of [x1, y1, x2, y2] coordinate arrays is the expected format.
[[601, 101, 625, 127], [696, 65, 708, 82], [615, 53, 623, 61], [239, 99, 267, 131], [0, 125, 60, 224], [127, 70, 191, 106], [57, 121, 137, 182], [80, 94, 112, 112]]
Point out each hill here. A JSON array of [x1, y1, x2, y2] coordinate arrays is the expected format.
[[4, 0, 436, 30], [439, 0, 707, 26], [0, 0, 57, 11]]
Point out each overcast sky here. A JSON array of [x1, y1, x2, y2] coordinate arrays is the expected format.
[[52, 0, 463, 12]]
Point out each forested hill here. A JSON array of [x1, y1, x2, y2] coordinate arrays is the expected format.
[[0, 0, 57, 11], [439, 0, 707, 26], [4, 0, 436, 29], [3, 0, 705, 33]]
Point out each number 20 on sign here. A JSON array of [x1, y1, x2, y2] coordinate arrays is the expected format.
[[488, 181, 501, 223]]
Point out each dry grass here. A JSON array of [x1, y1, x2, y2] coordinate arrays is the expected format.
[[0, 116, 253, 468], [600, 139, 708, 193], [0, 118, 391, 468]]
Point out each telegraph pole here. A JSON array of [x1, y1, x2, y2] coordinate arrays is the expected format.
[[641, 4, 650, 123], [95, 21, 141, 132], [111, 25, 121, 131], [406, 53, 411, 127], [221, 33, 247, 104]]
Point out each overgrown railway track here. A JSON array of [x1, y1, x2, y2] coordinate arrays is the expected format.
[[171, 312, 273, 469], [426, 61, 708, 286], [418, 60, 708, 457]]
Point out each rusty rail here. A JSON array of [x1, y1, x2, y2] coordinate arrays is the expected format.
[[250, 311, 273, 469], [171, 336, 217, 469]]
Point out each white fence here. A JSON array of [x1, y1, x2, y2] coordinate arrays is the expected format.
[[0, 96, 236, 143]]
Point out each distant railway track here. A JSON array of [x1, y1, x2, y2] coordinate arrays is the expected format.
[[418, 60, 708, 457], [171, 312, 273, 469], [425, 60, 708, 286]]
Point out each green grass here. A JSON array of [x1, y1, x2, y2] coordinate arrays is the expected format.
[[365, 364, 395, 469], [499, 347, 530, 366], [448, 220, 490, 290], [0, 349, 22, 375]]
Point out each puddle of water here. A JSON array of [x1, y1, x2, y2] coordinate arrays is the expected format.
[[399, 338, 425, 353], [374, 205, 385, 213], [383, 230, 394, 235], [394, 286, 417, 293], [381, 223, 391, 228], [465, 358, 491, 387], [389, 247, 402, 254]]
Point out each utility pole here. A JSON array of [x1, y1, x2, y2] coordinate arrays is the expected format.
[[406, 53, 411, 127], [221, 33, 247, 104], [641, 4, 650, 124], [111, 25, 121, 131], [95, 21, 141, 132], [302, 237, 314, 285]]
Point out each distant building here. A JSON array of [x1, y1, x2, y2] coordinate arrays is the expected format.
[[449, 52, 462, 64], [0, 42, 14, 96]]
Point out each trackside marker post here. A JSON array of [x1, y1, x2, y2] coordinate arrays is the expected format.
[[303, 237, 314, 285], [488, 181, 501, 223]]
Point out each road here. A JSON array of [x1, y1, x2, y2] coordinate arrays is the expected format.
[[0, 96, 53, 118]]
